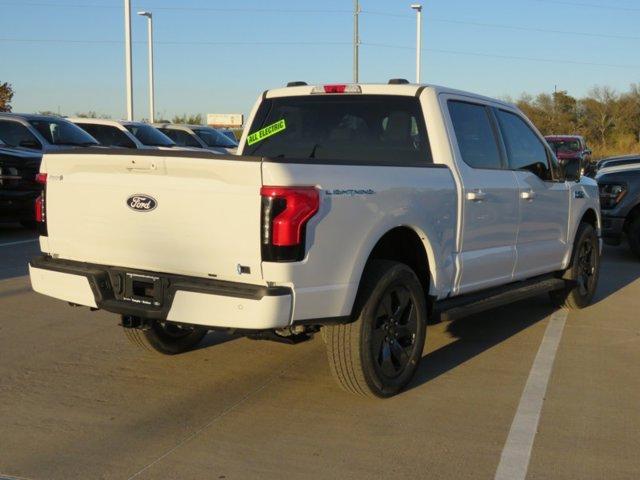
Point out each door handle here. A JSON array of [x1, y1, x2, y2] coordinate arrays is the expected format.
[[520, 190, 536, 201], [466, 190, 486, 202]]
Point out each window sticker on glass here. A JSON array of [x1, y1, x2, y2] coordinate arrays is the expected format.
[[247, 119, 286, 145]]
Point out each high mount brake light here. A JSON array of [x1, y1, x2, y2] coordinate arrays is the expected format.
[[311, 84, 362, 94], [34, 173, 48, 235], [260, 186, 319, 262]]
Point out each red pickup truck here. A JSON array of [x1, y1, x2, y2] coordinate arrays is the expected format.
[[545, 135, 592, 168]]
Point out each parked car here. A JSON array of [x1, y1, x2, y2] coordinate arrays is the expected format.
[[545, 135, 592, 173], [0, 113, 99, 151], [589, 154, 640, 177], [596, 158, 640, 259], [69, 118, 179, 150], [154, 123, 238, 154], [0, 143, 42, 227], [29, 81, 600, 398], [219, 129, 239, 142]]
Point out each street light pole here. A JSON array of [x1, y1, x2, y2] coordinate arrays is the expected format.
[[411, 4, 423, 83], [138, 11, 155, 123], [353, 0, 360, 83], [124, 0, 133, 120]]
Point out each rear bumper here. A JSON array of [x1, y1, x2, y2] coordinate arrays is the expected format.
[[29, 255, 292, 330]]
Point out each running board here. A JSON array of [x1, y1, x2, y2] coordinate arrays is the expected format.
[[435, 275, 566, 321]]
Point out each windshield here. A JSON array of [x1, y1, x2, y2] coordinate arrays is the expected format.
[[193, 127, 237, 148], [124, 124, 174, 147], [28, 119, 98, 146], [547, 139, 581, 153], [243, 95, 431, 164]]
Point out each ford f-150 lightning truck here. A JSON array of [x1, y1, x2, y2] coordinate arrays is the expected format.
[[29, 81, 601, 398]]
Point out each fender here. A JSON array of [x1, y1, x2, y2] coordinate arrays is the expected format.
[[562, 178, 601, 269], [344, 222, 456, 317]]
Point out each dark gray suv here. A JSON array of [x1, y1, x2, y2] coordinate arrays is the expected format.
[[596, 157, 640, 258]]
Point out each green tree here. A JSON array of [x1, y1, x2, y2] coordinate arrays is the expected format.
[[74, 111, 111, 119], [0, 82, 14, 112], [37, 110, 61, 117], [171, 113, 203, 125]]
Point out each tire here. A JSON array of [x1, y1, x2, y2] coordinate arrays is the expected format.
[[550, 222, 600, 309], [123, 319, 208, 355], [627, 216, 640, 260], [323, 260, 427, 398]]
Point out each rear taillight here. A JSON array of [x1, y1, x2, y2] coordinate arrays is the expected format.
[[35, 173, 47, 236], [260, 186, 319, 262]]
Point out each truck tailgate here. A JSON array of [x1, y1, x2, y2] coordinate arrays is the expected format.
[[42, 152, 264, 283]]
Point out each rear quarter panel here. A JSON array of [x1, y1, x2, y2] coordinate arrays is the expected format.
[[261, 161, 457, 321]]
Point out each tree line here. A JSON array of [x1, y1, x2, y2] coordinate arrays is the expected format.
[[512, 84, 640, 159]]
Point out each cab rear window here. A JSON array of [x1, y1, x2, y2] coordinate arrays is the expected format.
[[244, 95, 432, 165]]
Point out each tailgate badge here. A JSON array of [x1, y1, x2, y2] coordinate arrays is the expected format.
[[127, 194, 157, 212]]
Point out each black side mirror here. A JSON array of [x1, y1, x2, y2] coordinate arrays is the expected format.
[[563, 157, 582, 182]]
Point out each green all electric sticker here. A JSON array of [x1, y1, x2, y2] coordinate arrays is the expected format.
[[247, 119, 286, 145]]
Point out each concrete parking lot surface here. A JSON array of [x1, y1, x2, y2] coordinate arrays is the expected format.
[[0, 223, 639, 479]]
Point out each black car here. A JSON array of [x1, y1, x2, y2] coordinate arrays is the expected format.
[[0, 145, 42, 227], [596, 157, 640, 258]]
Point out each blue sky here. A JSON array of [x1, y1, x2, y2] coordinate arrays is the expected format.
[[0, 0, 638, 120]]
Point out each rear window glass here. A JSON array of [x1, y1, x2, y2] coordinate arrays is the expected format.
[[243, 95, 432, 165], [124, 124, 174, 147], [78, 124, 136, 149], [194, 128, 238, 148], [160, 129, 201, 148]]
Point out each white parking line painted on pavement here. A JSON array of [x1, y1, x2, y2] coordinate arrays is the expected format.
[[0, 239, 38, 248], [494, 309, 568, 480]]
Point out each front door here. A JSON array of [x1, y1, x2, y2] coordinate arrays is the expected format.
[[446, 98, 520, 294]]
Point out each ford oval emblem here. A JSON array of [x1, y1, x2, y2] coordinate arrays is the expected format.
[[127, 194, 157, 212]]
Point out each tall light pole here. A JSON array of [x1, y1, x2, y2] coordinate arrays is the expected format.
[[124, 0, 133, 120], [411, 4, 423, 83], [353, 0, 360, 83], [138, 11, 155, 123]]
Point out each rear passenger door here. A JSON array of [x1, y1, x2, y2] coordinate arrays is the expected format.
[[446, 99, 519, 294], [494, 109, 569, 278]]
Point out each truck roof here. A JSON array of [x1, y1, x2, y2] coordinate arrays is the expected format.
[[264, 83, 516, 109]]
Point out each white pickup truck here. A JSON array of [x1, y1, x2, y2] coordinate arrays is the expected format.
[[29, 81, 601, 398]]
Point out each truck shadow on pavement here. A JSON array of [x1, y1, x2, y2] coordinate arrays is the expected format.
[[407, 297, 554, 393], [408, 245, 640, 393], [194, 330, 239, 350], [591, 244, 640, 304]]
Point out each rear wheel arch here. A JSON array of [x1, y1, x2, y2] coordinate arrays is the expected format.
[[349, 226, 435, 317]]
